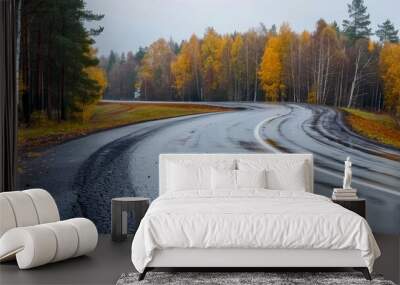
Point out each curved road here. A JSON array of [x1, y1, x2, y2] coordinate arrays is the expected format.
[[18, 103, 400, 234]]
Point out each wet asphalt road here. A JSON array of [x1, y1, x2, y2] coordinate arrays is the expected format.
[[18, 103, 400, 234]]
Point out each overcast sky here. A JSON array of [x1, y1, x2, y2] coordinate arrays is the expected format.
[[85, 0, 400, 56]]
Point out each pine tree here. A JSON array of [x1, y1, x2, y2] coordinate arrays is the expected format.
[[269, 24, 277, 36], [105, 51, 138, 100], [106, 51, 117, 74], [376, 20, 399, 43], [135, 47, 147, 62], [332, 21, 341, 34], [18, 0, 104, 122], [168, 38, 180, 54], [342, 0, 371, 41]]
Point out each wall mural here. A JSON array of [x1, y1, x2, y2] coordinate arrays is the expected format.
[[17, 0, 400, 235]]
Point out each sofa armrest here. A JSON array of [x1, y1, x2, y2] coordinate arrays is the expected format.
[[0, 218, 98, 269], [0, 225, 57, 268]]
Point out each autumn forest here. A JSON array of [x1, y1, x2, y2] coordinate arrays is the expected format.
[[18, 0, 400, 127], [102, 0, 400, 117]]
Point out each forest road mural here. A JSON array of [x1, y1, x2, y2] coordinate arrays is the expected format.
[[18, 102, 400, 234]]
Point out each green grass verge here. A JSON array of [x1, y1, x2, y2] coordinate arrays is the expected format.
[[18, 102, 231, 151], [342, 108, 400, 148]]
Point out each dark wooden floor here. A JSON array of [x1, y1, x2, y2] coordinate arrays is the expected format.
[[0, 235, 133, 285], [1, 234, 399, 285]]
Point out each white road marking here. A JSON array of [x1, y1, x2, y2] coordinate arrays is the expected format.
[[254, 114, 400, 197], [254, 115, 283, 154]]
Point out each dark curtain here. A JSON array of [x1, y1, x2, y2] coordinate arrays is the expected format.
[[0, 0, 17, 192]]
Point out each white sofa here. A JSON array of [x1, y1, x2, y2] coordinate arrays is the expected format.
[[0, 189, 98, 269]]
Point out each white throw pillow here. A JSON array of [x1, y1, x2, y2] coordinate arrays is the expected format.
[[236, 169, 267, 189], [167, 162, 211, 191], [211, 168, 236, 191], [211, 169, 268, 191], [267, 164, 306, 191], [238, 159, 308, 191], [167, 159, 237, 192]]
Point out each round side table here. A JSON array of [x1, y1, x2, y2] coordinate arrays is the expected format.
[[111, 197, 150, 242]]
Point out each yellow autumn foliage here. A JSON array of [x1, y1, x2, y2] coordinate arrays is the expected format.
[[299, 30, 311, 46], [258, 23, 294, 101], [201, 28, 223, 97], [86, 66, 107, 99], [75, 48, 108, 121], [307, 86, 317, 104], [171, 34, 201, 100], [79, 66, 107, 121], [380, 43, 400, 117], [368, 40, 375, 53], [171, 46, 191, 98], [138, 38, 175, 100], [231, 34, 245, 80], [258, 36, 282, 101]]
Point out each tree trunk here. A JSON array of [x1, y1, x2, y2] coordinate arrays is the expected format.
[[290, 42, 296, 102], [20, 2, 30, 123], [36, 27, 42, 111], [316, 41, 323, 103], [194, 62, 200, 101], [322, 45, 330, 104], [246, 41, 249, 101], [253, 51, 258, 102], [347, 48, 361, 108]]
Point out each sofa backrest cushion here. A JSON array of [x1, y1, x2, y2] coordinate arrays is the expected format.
[[0, 196, 17, 237], [0, 189, 60, 238]]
